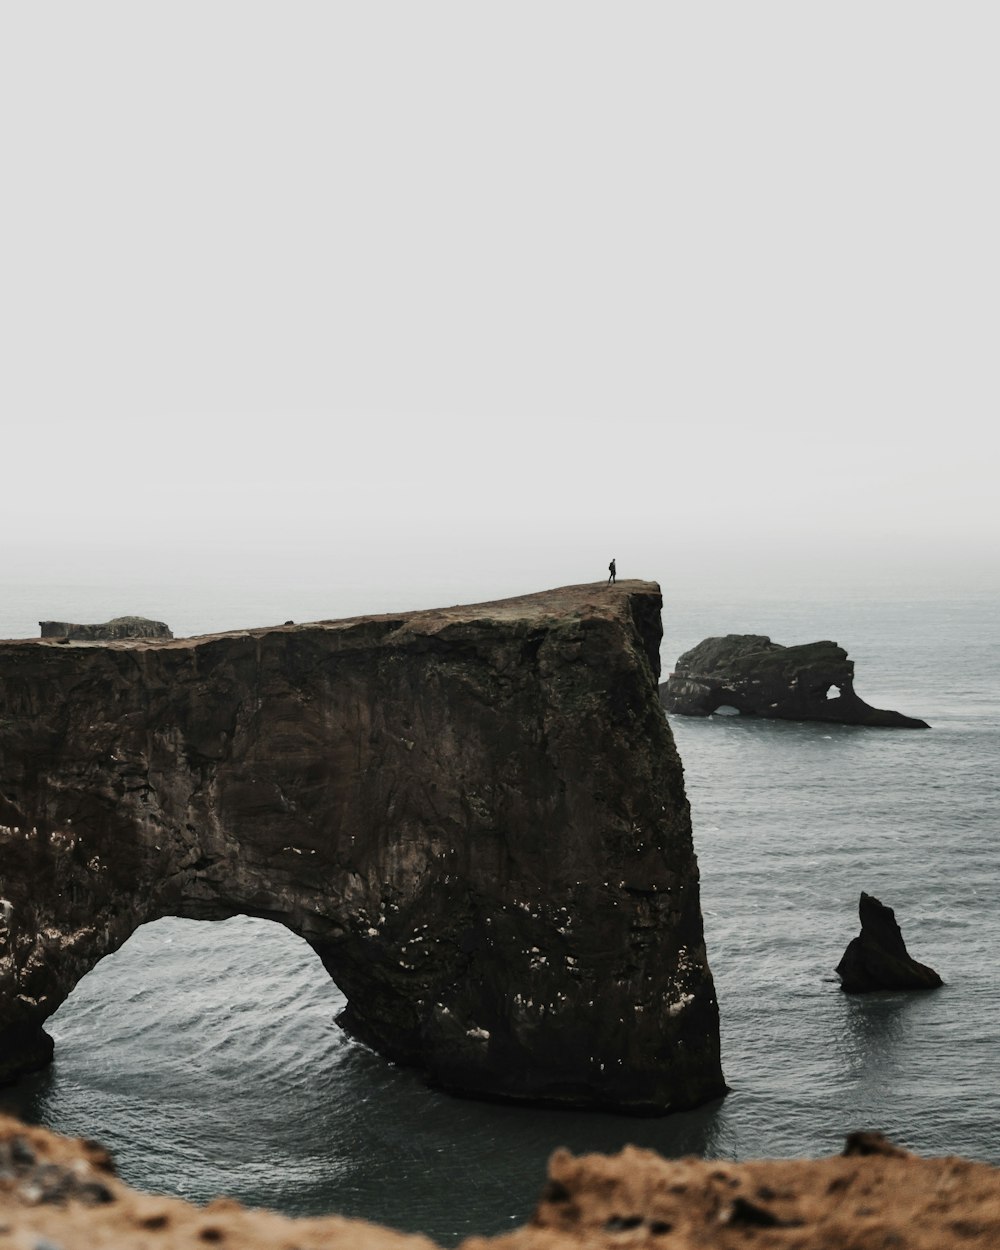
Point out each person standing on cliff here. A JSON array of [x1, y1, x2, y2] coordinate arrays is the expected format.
[[608, 558, 616, 584]]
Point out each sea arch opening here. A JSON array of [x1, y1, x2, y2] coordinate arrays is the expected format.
[[40, 915, 353, 1093], [0, 914, 434, 1213]]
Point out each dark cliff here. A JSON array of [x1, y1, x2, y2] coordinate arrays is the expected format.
[[660, 635, 929, 727], [0, 581, 724, 1113]]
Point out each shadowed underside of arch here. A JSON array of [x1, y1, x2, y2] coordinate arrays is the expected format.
[[0, 582, 724, 1113]]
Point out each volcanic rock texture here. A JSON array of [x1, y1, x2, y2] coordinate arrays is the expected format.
[[0, 581, 723, 1112], [3, 1115, 1000, 1250], [660, 635, 929, 727]]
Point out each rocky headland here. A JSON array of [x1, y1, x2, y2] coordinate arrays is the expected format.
[[837, 892, 943, 992], [1, 1115, 999, 1249], [660, 635, 929, 727], [0, 581, 724, 1112]]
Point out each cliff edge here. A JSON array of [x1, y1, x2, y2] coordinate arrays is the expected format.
[[0, 581, 723, 1113]]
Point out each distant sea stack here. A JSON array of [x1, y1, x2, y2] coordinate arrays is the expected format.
[[1, 581, 724, 1113], [39, 616, 173, 641], [836, 892, 943, 992], [660, 635, 929, 728]]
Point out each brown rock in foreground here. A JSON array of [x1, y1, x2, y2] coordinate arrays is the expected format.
[[0, 581, 723, 1112], [479, 1133, 1000, 1250], [0, 1113, 433, 1250], [3, 1114, 1000, 1250]]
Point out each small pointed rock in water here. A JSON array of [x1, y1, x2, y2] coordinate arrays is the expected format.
[[836, 892, 943, 992]]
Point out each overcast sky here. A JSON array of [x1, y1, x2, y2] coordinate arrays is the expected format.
[[2, 3, 997, 606]]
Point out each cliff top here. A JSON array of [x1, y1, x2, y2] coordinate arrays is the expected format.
[[9, 581, 662, 649]]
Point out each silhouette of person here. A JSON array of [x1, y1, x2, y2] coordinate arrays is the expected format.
[[608, 558, 616, 585]]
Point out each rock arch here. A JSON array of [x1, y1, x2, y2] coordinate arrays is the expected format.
[[661, 635, 929, 727], [0, 583, 724, 1113], [42, 913, 349, 1081]]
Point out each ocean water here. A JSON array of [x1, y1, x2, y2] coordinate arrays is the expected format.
[[0, 578, 997, 1243]]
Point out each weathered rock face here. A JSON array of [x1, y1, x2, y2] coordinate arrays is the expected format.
[[836, 892, 943, 992], [660, 635, 929, 727], [0, 581, 724, 1113], [38, 616, 173, 641], [3, 1115, 1000, 1250]]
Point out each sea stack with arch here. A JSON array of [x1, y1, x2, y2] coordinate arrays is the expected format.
[[0, 581, 724, 1113], [660, 635, 929, 727]]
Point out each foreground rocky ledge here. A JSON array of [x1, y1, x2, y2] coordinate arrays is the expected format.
[[0, 581, 723, 1112], [2, 1115, 1000, 1249], [660, 635, 929, 727]]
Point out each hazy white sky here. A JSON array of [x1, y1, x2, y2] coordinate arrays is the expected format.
[[2, 3, 997, 601]]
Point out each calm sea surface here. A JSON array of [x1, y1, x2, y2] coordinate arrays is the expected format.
[[0, 579, 997, 1243]]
